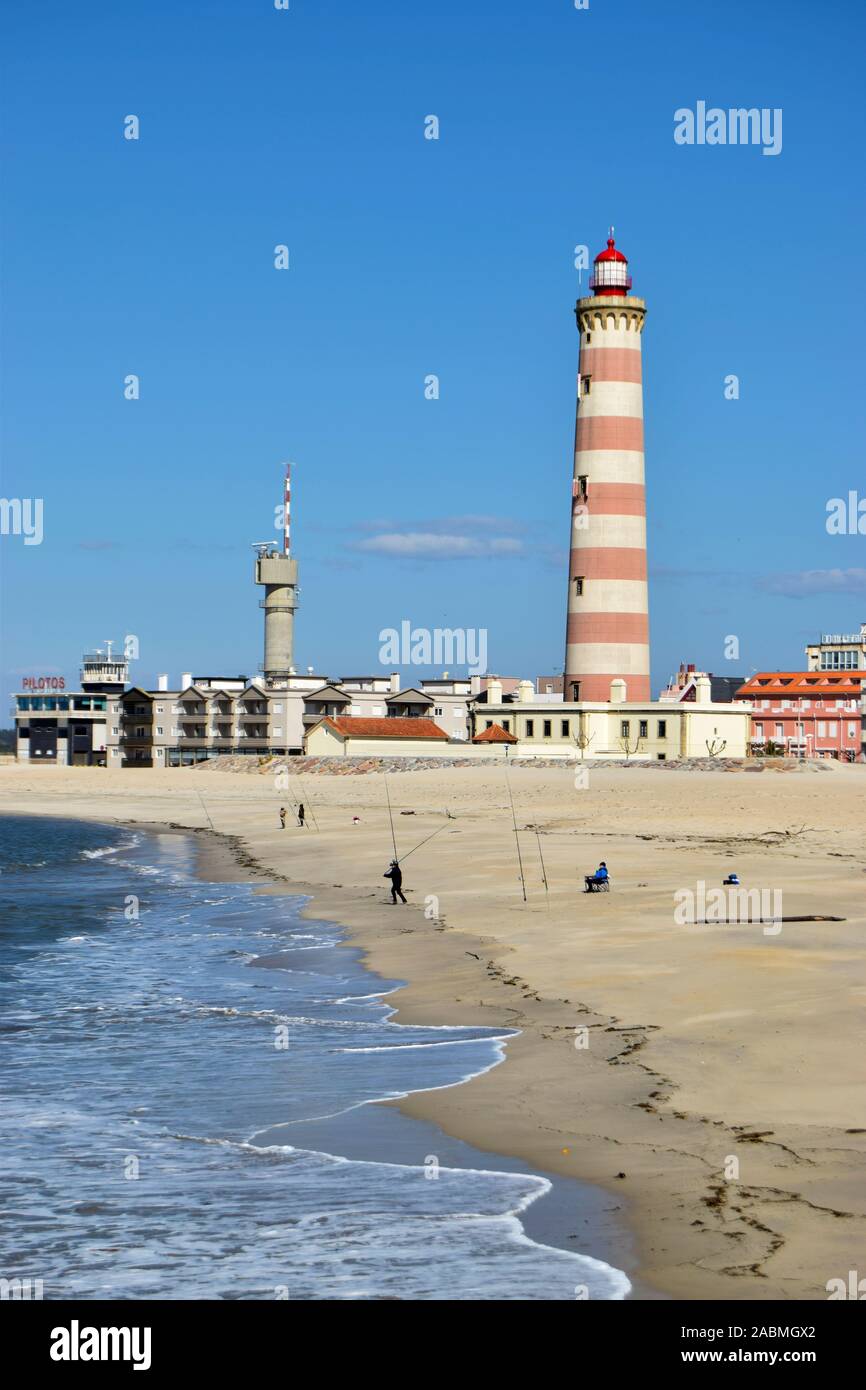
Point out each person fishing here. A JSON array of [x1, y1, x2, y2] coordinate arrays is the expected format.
[[584, 861, 609, 892], [384, 859, 407, 904], [279, 807, 287, 829]]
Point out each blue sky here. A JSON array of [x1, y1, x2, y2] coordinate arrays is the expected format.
[[2, 0, 864, 701]]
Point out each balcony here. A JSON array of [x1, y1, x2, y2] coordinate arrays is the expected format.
[[238, 708, 269, 719], [179, 706, 208, 720]]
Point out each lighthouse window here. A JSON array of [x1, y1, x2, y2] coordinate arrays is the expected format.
[[581, 375, 592, 396], [585, 333, 592, 344], [574, 576, 584, 597]]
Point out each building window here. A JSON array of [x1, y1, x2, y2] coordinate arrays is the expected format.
[[820, 649, 858, 670], [111, 726, 119, 735], [502, 720, 510, 732], [774, 723, 783, 738], [755, 723, 764, 738], [135, 727, 146, 738], [657, 753, 666, 761], [657, 720, 666, 738], [621, 720, 630, 738], [574, 576, 584, 597], [485, 720, 493, 729], [434, 707, 443, 716], [543, 720, 552, 737], [639, 720, 648, 738], [561, 720, 570, 737], [525, 719, 534, 737], [818, 721, 826, 736], [156, 726, 163, 735]]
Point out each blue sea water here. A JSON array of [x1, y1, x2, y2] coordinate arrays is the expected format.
[[0, 815, 630, 1300]]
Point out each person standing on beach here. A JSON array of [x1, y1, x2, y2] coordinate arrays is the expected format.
[[384, 859, 407, 904], [297, 803, 305, 827], [279, 807, 287, 829]]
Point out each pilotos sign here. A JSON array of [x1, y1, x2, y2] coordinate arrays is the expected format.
[[22, 676, 66, 691]]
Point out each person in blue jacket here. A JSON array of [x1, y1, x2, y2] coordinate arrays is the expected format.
[[585, 861, 609, 891]]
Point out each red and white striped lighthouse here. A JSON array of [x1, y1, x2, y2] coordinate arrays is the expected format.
[[564, 232, 650, 702]]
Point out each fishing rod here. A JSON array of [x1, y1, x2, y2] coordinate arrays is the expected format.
[[534, 825, 550, 910], [396, 822, 448, 866], [504, 766, 527, 903], [295, 774, 320, 831], [383, 771, 399, 862], [197, 792, 215, 832]]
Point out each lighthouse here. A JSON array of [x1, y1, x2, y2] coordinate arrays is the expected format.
[[564, 234, 650, 702]]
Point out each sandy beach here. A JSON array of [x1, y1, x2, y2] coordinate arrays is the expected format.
[[2, 758, 864, 1301]]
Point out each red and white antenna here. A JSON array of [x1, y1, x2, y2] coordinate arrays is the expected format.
[[283, 463, 291, 555]]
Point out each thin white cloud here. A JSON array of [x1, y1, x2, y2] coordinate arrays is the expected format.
[[354, 532, 524, 559], [758, 568, 866, 597]]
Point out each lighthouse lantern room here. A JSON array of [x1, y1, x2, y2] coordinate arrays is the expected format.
[[589, 233, 633, 296]]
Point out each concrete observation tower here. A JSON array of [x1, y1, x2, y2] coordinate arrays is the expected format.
[[564, 232, 650, 702], [253, 466, 298, 685]]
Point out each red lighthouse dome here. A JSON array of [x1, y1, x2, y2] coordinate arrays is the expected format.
[[589, 232, 632, 296]]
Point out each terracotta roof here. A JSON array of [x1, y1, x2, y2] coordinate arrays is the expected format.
[[473, 723, 518, 744], [318, 717, 448, 740], [736, 671, 866, 698]]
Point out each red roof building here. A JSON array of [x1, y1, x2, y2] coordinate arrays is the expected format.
[[735, 672, 865, 760], [317, 716, 448, 741], [472, 722, 518, 745]]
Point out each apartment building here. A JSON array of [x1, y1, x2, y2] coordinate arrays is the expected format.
[[102, 672, 478, 766], [113, 678, 304, 766], [735, 671, 866, 760]]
